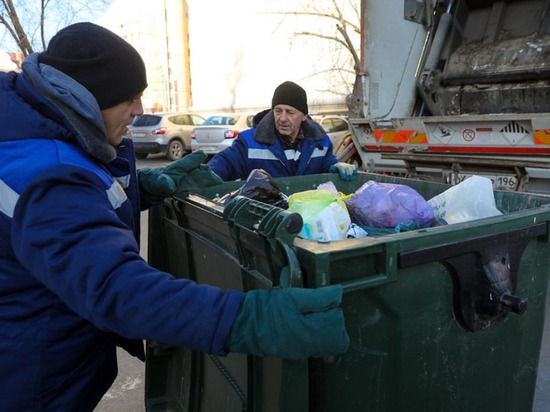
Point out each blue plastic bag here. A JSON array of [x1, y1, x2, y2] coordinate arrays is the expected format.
[[344, 180, 434, 229]]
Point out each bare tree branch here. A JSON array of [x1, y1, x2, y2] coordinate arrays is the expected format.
[[266, 0, 360, 98], [267, 10, 360, 35], [0, 0, 112, 56], [294, 31, 349, 49], [40, 0, 47, 51], [1, 0, 34, 55], [336, 24, 360, 73]]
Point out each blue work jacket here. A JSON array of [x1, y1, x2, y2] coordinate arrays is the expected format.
[[208, 110, 338, 181], [0, 61, 242, 410]]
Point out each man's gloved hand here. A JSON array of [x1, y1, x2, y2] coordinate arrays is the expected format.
[[226, 285, 349, 359], [138, 150, 223, 201], [329, 162, 357, 181]]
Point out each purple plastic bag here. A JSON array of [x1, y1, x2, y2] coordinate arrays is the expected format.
[[344, 181, 434, 228]]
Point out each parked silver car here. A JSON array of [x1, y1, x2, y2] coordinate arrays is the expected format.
[[129, 112, 205, 161], [191, 113, 255, 155]]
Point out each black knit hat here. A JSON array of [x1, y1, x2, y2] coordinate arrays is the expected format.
[[38, 22, 147, 110], [271, 81, 308, 114]]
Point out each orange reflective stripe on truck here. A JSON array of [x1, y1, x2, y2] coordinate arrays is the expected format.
[[534, 129, 550, 145], [373, 130, 428, 144]]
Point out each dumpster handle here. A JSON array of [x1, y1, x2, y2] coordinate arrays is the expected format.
[[398, 223, 546, 332], [224, 196, 305, 288], [338, 243, 399, 293], [340, 274, 393, 293], [279, 243, 304, 288]]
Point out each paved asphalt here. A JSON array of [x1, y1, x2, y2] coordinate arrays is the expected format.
[[93, 154, 550, 411]]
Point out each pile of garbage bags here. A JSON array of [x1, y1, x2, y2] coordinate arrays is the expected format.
[[215, 169, 503, 242]]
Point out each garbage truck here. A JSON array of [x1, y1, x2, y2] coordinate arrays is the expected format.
[[343, 0, 550, 194]]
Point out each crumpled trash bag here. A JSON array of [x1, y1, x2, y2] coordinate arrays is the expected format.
[[344, 180, 434, 229], [288, 189, 351, 241], [347, 223, 368, 238], [317, 181, 339, 194], [428, 175, 502, 225], [217, 169, 288, 208]]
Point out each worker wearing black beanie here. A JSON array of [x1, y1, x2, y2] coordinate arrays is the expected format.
[[271, 81, 309, 114], [38, 22, 148, 110]]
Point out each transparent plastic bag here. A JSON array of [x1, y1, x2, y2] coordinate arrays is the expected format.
[[428, 175, 502, 225], [288, 189, 351, 241], [317, 181, 339, 194]]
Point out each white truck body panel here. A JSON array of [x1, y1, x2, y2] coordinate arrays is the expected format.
[[346, 0, 550, 194]]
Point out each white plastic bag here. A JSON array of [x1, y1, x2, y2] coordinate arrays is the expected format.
[[428, 176, 502, 225], [317, 181, 339, 194], [288, 189, 351, 241]]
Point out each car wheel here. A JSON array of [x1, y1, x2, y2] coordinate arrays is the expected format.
[[135, 153, 148, 159], [167, 139, 184, 161]]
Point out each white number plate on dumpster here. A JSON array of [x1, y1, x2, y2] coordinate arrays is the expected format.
[[447, 173, 518, 190]]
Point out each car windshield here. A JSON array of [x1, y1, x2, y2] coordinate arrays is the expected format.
[[203, 115, 239, 126], [132, 115, 162, 127]]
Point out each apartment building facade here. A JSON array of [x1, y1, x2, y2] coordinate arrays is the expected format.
[[102, 0, 192, 113]]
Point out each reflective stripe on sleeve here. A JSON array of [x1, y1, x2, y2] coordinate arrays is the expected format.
[[107, 180, 127, 210], [0, 179, 18, 218], [0, 178, 126, 218], [248, 148, 279, 161], [114, 174, 131, 189], [311, 147, 328, 158]]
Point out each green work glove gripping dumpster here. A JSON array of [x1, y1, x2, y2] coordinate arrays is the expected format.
[[145, 172, 550, 412], [226, 284, 349, 359], [138, 150, 222, 201]]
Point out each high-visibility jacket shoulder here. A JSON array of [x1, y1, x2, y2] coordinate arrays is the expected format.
[[0, 70, 243, 411], [208, 110, 338, 181]]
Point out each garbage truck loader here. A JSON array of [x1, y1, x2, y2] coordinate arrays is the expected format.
[[344, 0, 550, 193]]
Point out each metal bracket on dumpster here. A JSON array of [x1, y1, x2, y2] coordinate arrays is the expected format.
[[223, 196, 304, 288], [398, 223, 547, 332]]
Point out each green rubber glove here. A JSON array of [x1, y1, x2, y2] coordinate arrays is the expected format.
[[226, 285, 349, 359], [138, 151, 223, 201], [329, 162, 358, 181]]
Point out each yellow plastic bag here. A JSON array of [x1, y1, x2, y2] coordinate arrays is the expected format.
[[288, 189, 351, 241]]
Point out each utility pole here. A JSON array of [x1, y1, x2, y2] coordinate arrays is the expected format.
[[163, 0, 172, 111]]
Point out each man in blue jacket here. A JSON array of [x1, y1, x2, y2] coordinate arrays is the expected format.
[[0, 23, 348, 411], [208, 81, 357, 181]]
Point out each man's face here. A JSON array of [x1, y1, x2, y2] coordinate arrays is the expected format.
[[273, 104, 307, 142], [101, 95, 144, 146]]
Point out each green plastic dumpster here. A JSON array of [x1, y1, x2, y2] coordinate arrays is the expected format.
[[144, 172, 550, 412]]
